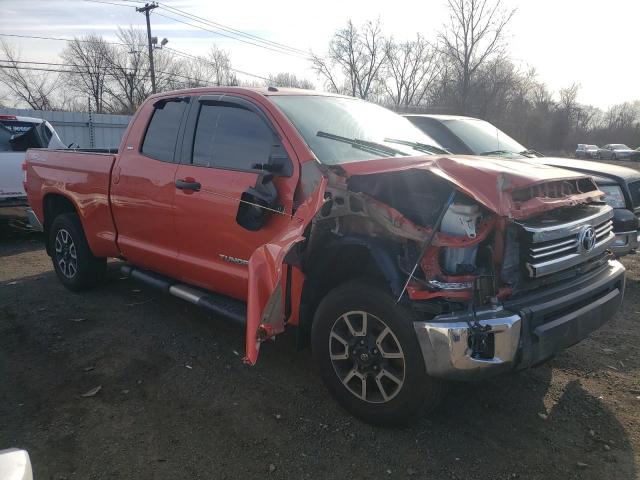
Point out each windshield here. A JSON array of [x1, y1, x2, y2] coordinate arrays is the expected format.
[[586, 145, 599, 150], [270, 95, 443, 165], [611, 144, 629, 149], [441, 118, 527, 156]]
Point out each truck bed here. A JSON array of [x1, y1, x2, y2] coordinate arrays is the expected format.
[[25, 148, 120, 257]]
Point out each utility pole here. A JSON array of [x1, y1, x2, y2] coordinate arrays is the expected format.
[[136, 2, 158, 94]]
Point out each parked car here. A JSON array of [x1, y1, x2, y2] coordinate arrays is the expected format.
[[25, 88, 625, 425], [575, 144, 600, 159], [405, 114, 640, 256], [598, 144, 638, 160], [0, 114, 65, 222]]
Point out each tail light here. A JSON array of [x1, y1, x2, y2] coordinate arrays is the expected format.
[[0, 114, 17, 120], [22, 161, 27, 183]]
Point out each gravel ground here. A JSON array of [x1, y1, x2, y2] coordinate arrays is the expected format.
[[1, 225, 639, 480]]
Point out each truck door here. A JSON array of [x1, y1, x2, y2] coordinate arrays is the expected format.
[[110, 96, 190, 277], [173, 94, 299, 301]]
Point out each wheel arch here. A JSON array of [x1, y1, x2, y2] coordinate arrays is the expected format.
[[42, 193, 79, 256], [296, 236, 404, 349]]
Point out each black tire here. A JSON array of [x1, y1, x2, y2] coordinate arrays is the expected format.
[[49, 213, 106, 291], [311, 279, 446, 426]]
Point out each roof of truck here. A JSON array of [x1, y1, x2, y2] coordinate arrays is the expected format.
[[148, 86, 353, 101]]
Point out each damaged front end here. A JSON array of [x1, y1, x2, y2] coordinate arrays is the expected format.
[[247, 156, 625, 378]]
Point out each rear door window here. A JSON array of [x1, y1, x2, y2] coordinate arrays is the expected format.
[[0, 120, 39, 134], [192, 104, 274, 170], [141, 99, 188, 162]]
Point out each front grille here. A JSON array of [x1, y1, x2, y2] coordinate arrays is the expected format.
[[628, 180, 640, 209], [519, 204, 614, 278], [512, 178, 598, 204]]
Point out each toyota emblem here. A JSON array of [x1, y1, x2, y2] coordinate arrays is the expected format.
[[579, 226, 596, 253]]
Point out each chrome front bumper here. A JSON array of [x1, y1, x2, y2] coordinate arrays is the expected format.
[[414, 308, 521, 380], [414, 259, 625, 381]]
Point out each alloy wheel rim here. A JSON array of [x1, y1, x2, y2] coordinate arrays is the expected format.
[[328, 310, 406, 404], [54, 228, 78, 279]]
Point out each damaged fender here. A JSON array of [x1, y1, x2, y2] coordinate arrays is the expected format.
[[245, 153, 605, 364], [245, 176, 327, 365]]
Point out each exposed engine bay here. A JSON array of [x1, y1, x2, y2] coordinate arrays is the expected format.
[[302, 166, 611, 321]]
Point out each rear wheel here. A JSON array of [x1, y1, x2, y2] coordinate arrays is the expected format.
[[311, 279, 446, 426], [49, 213, 106, 291]]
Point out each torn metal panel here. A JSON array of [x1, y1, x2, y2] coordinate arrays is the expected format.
[[245, 176, 327, 365], [338, 155, 603, 219]]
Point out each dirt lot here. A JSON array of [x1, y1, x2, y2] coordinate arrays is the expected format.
[[1, 226, 640, 480]]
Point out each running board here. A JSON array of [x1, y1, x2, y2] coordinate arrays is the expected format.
[[121, 265, 247, 325]]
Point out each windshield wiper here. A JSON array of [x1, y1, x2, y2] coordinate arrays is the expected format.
[[384, 138, 450, 155], [316, 131, 406, 157], [480, 150, 517, 157], [520, 149, 544, 158]]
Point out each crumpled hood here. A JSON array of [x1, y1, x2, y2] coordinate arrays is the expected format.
[[529, 157, 640, 182], [336, 154, 603, 219]]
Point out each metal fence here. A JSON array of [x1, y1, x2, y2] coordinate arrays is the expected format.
[[0, 107, 132, 149]]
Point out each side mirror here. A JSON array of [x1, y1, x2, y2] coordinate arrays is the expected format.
[[236, 174, 280, 231], [251, 143, 292, 176]]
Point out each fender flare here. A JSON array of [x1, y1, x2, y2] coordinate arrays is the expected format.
[[295, 235, 404, 348]]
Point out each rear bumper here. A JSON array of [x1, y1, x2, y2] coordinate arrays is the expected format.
[[413, 259, 625, 380]]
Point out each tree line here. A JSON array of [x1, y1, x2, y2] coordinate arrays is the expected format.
[[0, 0, 638, 152]]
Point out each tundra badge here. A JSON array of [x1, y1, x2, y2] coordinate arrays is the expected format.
[[219, 254, 249, 265]]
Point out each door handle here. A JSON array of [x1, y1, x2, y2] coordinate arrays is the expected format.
[[175, 179, 201, 191]]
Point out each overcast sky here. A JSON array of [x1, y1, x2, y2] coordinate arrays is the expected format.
[[0, 0, 638, 109]]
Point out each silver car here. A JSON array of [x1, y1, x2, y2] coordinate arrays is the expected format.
[[576, 144, 600, 159], [598, 144, 638, 160]]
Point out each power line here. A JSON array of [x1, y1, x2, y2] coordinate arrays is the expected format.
[[0, 32, 144, 48], [81, 0, 140, 7], [0, 32, 275, 84], [79, 0, 311, 59], [163, 47, 273, 84], [153, 11, 309, 60], [0, 58, 205, 84], [156, 2, 309, 56]]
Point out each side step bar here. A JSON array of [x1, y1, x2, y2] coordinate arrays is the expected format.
[[121, 265, 247, 325]]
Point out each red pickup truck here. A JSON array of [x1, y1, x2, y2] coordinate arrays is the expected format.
[[25, 87, 625, 425]]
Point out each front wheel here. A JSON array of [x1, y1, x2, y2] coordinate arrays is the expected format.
[[311, 280, 446, 426], [49, 213, 106, 291]]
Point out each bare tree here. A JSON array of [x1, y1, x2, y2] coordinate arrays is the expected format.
[[211, 46, 239, 86], [603, 102, 639, 131], [384, 35, 441, 108], [153, 49, 185, 92], [104, 27, 150, 114], [178, 57, 213, 88], [312, 19, 388, 100], [439, 0, 515, 113], [62, 35, 111, 113], [267, 72, 314, 89], [0, 40, 60, 109]]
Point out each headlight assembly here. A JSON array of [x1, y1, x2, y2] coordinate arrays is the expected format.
[[598, 185, 626, 208]]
